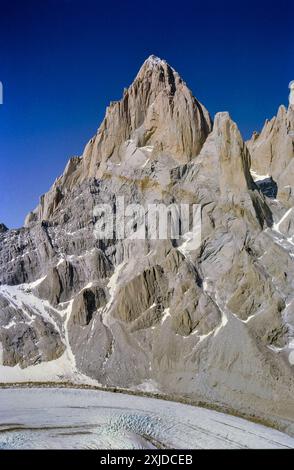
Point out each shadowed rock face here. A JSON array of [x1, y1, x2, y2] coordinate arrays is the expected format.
[[1, 56, 294, 435], [0, 224, 8, 234]]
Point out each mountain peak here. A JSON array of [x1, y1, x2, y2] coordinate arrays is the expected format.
[[78, 56, 212, 178], [28, 57, 212, 220], [142, 55, 173, 71], [247, 103, 294, 187], [145, 54, 165, 65], [0, 223, 8, 234], [136, 54, 178, 84]]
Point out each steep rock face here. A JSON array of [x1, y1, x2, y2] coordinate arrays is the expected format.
[[1, 57, 294, 434], [0, 284, 65, 368], [215, 112, 254, 196], [247, 105, 294, 203], [81, 55, 212, 175], [71, 285, 107, 326], [0, 224, 8, 234], [27, 56, 212, 223], [179, 111, 272, 228]]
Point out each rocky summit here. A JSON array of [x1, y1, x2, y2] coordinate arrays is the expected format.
[[0, 56, 294, 434]]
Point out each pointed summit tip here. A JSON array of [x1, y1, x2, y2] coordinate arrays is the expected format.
[[139, 55, 169, 72], [145, 54, 165, 65], [0, 223, 8, 234], [137, 54, 177, 79]]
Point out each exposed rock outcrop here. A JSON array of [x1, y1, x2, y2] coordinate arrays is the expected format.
[[247, 105, 294, 203], [0, 224, 8, 234], [1, 57, 294, 435]]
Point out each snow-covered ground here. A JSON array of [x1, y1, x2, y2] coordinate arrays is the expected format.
[[0, 388, 293, 449]]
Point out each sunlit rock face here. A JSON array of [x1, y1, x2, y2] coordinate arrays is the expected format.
[[247, 104, 294, 203], [289, 81, 294, 108], [1, 58, 294, 436]]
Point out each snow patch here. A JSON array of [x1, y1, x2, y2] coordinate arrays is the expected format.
[[273, 208, 293, 233], [0, 283, 61, 334], [133, 379, 160, 393], [107, 262, 125, 306], [161, 308, 170, 325], [29, 276, 47, 288], [250, 169, 270, 181], [213, 294, 229, 336], [141, 158, 150, 168]]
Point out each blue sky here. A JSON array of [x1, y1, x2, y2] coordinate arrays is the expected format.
[[0, 0, 292, 228]]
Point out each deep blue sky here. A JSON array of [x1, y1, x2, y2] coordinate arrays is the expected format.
[[0, 0, 292, 228]]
